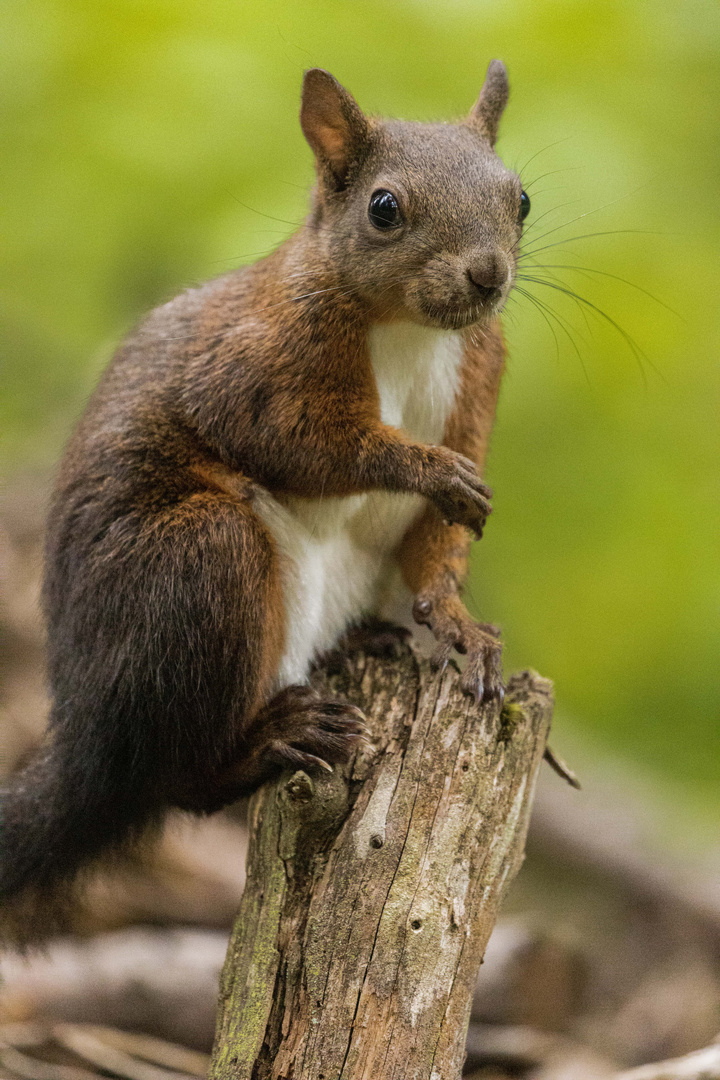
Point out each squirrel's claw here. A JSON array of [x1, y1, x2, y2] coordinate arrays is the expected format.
[[415, 594, 504, 705]]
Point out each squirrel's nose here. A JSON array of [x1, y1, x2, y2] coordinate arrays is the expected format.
[[467, 253, 508, 302]]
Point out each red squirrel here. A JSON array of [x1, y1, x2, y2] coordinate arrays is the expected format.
[[0, 60, 530, 943]]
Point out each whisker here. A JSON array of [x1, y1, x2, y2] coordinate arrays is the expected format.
[[518, 186, 649, 256], [517, 274, 658, 387], [154, 269, 437, 345], [516, 282, 590, 355], [519, 229, 661, 261], [523, 166, 581, 191], [515, 136, 576, 176], [520, 261, 681, 319], [502, 294, 520, 330], [509, 201, 582, 258], [221, 188, 388, 249], [207, 246, 288, 266], [152, 284, 354, 343], [513, 286, 562, 367]]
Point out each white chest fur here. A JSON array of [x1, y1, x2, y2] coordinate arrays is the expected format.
[[254, 321, 465, 690], [369, 321, 466, 445]]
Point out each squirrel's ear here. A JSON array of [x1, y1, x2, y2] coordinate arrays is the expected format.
[[301, 69, 370, 190], [468, 59, 509, 146]]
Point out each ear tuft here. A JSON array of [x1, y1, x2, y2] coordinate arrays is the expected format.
[[468, 59, 509, 146], [300, 69, 370, 190]]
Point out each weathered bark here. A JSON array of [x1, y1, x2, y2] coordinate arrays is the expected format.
[[210, 643, 553, 1080]]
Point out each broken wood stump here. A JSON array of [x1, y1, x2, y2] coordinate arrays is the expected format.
[[210, 643, 553, 1080]]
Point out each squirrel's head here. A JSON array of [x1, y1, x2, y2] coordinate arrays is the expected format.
[[300, 62, 527, 330]]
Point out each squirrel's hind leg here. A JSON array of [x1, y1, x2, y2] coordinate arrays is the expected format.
[[161, 495, 367, 814]]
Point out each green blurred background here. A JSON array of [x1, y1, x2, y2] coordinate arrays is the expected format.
[[2, 1, 718, 821]]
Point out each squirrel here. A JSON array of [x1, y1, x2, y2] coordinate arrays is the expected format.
[[0, 59, 530, 945]]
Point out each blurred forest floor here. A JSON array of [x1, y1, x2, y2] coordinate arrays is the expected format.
[[2, 479, 720, 1079]]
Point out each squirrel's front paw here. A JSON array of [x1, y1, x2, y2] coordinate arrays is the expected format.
[[423, 448, 492, 538], [413, 594, 503, 703]]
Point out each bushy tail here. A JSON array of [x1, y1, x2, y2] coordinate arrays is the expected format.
[[0, 734, 156, 949]]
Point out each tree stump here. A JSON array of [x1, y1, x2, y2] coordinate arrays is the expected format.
[[210, 642, 553, 1080]]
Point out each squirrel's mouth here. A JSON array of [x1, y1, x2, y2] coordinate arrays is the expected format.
[[416, 297, 504, 331]]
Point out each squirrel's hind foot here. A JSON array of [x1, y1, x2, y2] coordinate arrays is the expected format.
[[175, 687, 368, 813], [246, 685, 369, 778]]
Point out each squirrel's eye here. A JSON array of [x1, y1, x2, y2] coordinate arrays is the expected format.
[[519, 190, 531, 222], [369, 189, 402, 230]]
